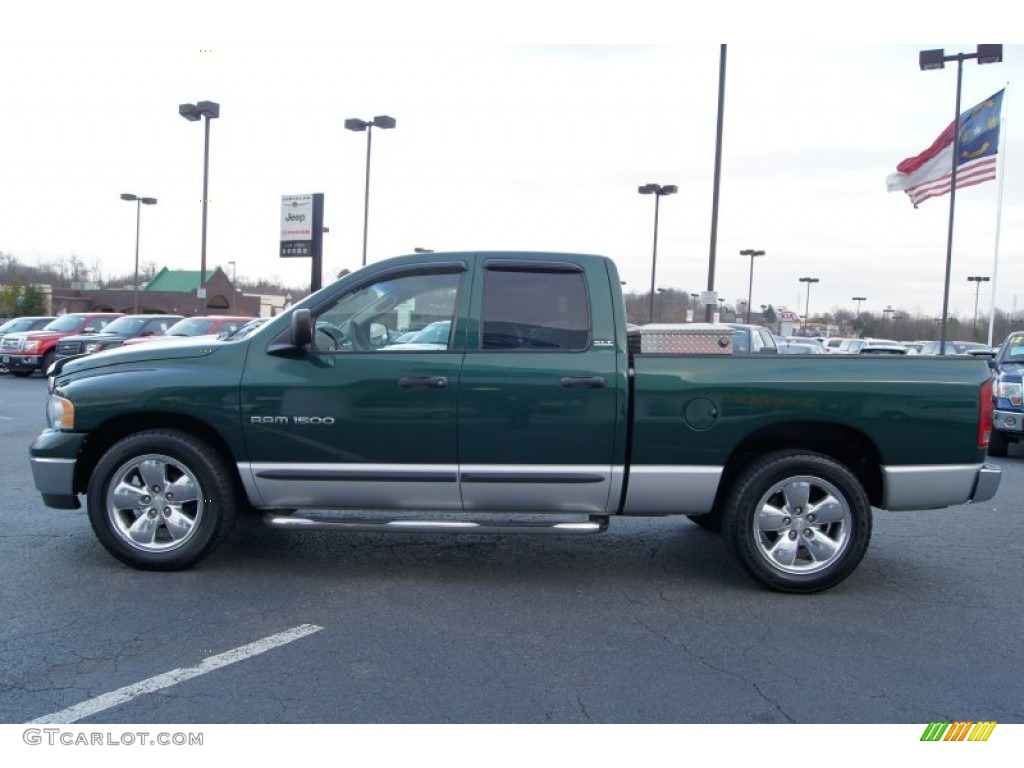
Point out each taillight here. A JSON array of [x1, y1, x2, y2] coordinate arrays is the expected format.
[[979, 378, 994, 448]]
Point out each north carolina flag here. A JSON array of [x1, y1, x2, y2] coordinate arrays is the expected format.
[[887, 89, 1004, 208]]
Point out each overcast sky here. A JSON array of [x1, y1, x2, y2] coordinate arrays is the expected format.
[[2, 3, 1022, 324]]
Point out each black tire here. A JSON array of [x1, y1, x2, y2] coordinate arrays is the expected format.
[[86, 429, 238, 570], [41, 350, 55, 376], [721, 450, 872, 593], [687, 510, 723, 532], [11, 370, 32, 378], [988, 430, 1009, 457]]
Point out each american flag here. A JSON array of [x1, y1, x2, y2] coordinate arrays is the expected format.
[[887, 89, 1003, 208]]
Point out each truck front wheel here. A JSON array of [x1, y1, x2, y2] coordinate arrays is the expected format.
[[722, 450, 872, 593], [86, 430, 238, 570]]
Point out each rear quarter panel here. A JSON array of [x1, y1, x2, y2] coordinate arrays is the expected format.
[[630, 354, 989, 466]]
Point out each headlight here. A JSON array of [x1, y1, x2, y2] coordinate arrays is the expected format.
[[24, 339, 40, 352], [996, 380, 1022, 405], [46, 395, 75, 430], [84, 342, 102, 353]]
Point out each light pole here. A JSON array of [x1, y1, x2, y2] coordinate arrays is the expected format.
[[120, 193, 157, 314], [740, 248, 765, 323], [638, 183, 677, 324], [345, 115, 397, 266], [968, 275, 990, 338], [852, 296, 867, 322], [918, 45, 1002, 355], [883, 305, 895, 326], [799, 277, 819, 333], [179, 100, 220, 313]]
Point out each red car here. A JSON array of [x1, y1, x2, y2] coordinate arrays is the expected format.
[[1, 313, 123, 377], [121, 316, 255, 347]]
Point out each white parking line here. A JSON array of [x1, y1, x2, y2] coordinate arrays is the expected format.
[[28, 623, 323, 724]]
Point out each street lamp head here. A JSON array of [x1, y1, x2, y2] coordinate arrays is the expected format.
[[977, 44, 1003, 65], [740, 249, 765, 257], [638, 183, 677, 196], [196, 101, 220, 119], [799, 276, 819, 285], [140, 197, 157, 205], [120, 193, 138, 201], [178, 103, 201, 121], [344, 117, 370, 132], [372, 115, 397, 129], [179, 101, 219, 121], [919, 49, 946, 70]]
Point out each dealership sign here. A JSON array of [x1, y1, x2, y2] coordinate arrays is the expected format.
[[280, 194, 315, 258]]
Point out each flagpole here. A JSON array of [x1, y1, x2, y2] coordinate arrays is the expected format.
[[938, 58, 965, 355], [988, 82, 1010, 348]]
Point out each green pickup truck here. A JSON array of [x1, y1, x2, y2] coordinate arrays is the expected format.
[[30, 251, 1001, 592]]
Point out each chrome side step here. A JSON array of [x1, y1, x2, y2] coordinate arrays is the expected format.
[[263, 512, 609, 535]]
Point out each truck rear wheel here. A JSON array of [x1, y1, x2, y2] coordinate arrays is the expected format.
[[722, 450, 872, 593], [86, 429, 238, 570]]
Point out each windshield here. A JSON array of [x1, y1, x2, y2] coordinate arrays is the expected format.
[[96, 317, 149, 335], [42, 315, 90, 332], [166, 318, 216, 336], [999, 334, 1024, 364]]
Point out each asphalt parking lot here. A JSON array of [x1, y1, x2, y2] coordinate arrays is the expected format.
[[1, 373, 1022, 725]]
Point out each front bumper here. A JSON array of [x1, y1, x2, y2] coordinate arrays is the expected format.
[[993, 409, 1024, 434], [29, 430, 87, 509], [3, 353, 41, 372]]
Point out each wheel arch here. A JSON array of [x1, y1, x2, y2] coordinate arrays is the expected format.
[[75, 413, 241, 497], [713, 421, 883, 510]]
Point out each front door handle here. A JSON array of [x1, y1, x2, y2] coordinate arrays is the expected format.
[[399, 376, 448, 390], [559, 376, 606, 390]]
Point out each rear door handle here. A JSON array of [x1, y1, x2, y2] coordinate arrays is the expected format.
[[559, 376, 606, 390], [399, 376, 448, 390]]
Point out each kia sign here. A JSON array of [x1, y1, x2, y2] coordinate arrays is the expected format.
[[280, 194, 315, 257], [778, 310, 798, 322]]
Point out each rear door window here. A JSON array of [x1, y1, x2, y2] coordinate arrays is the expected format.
[[481, 266, 590, 351]]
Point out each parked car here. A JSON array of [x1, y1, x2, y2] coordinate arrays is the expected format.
[[120, 316, 254, 347], [0, 316, 56, 372], [724, 323, 779, 354], [835, 337, 899, 354], [822, 337, 847, 353], [917, 340, 991, 356], [987, 331, 1024, 456], [53, 314, 182, 361], [778, 339, 827, 354], [383, 320, 452, 350], [857, 343, 909, 355], [32, 250, 1001, 595], [1, 313, 123, 377], [0, 315, 56, 341]]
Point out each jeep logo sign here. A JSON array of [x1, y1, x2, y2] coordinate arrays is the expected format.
[[280, 194, 314, 257]]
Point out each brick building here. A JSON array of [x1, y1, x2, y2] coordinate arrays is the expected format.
[[50, 268, 263, 317]]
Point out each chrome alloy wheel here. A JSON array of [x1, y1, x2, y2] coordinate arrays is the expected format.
[[105, 453, 204, 553], [752, 475, 851, 575]]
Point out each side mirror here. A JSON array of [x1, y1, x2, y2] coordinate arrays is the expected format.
[[291, 309, 312, 349], [368, 322, 390, 349]]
